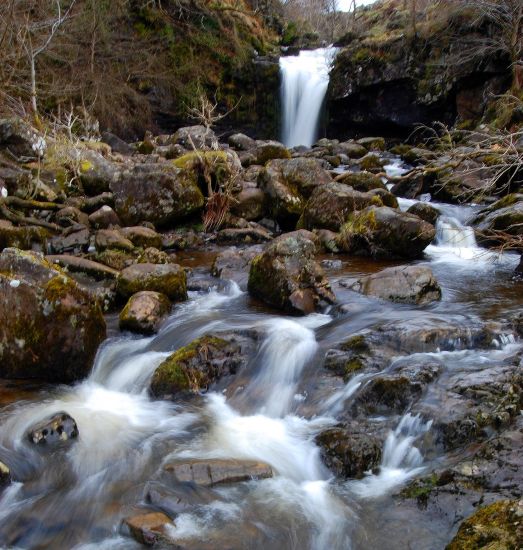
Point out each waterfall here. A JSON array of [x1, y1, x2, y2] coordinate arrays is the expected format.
[[280, 47, 337, 148], [435, 216, 477, 248]]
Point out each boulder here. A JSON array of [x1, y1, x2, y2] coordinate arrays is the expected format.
[[335, 171, 387, 192], [228, 133, 256, 151], [0, 221, 48, 253], [211, 246, 262, 288], [338, 206, 436, 259], [0, 118, 46, 158], [472, 194, 523, 243], [137, 247, 176, 265], [123, 512, 173, 546], [247, 230, 336, 315], [357, 137, 386, 151], [120, 226, 162, 249], [101, 131, 134, 155], [171, 125, 217, 149], [163, 459, 273, 487], [349, 265, 442, 305], [119, 291, 171, 335], [76, 148, 121, 195], [55, 207, 89, 228], [253, 140, 291, 165], [150, 334, 249, 398], [230, 187, 267, 221], [88, 205, 121, 229], [94, 229, 134, 252], [259, 157, 332, 227], [117, 263, 187, 301], [316, 429, 382, 479], [407, 202, 440, 225], [27, 412, 78, 446], [0, 248, 106, 382], [46, 255, 119, 280], [93, 249, 135, 271], [216, 227, 272, 244], [49, 225, 90, 255], [300, 182, 382, 232], [335, 142, 368, 159], [110, 164, 204, 227]]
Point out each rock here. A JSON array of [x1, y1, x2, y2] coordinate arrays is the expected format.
[[349, 265, 442, 304], [247, 230, 336, 315], [150, 333, 249, 397], [259, 157, 332, 227], [335, 141, 368, 158], [472, 194, 523, 244], [300, 182, 382, 232], [338, 206, 436, 259], [111, 164, 204, 227], [172, 125, 217, 149], [216, 227, 272, 244], [76, 149, 121, 195], [137, 247, 176, 265], [446, 500, 523, 550], [46, 255, 119, 280], [123, 511, 173, 546], [0, 118, 46, 158], [67, 192, 114, 214], [117, 263, 187, 301], [211, 246, 262, 288], [0, 248, 106, 382], [93, 249, 135, 271], [0, 461, 10, 487], [145, 481, 220, 518], [163, 459, 273, 487], [316, 429, 382, 479], [391, 172, 430, 199], [254, 140, 291, 164], [55, 207, 90, 228], [335, 171, 387, 192], [407, 202, 440, 225], [94, 229, 134, 252], [357, 137, 386, 151], [359, 153, 386, 172], [0, 221, 48, 253], [100, 131, 134, 155], [230, 187, 267, 221], [88, 206, 121, 229], [119, 226, 162, 249], [27, 412, 78, 446], [228, 133, 256, 151], [119, 291, 171, 335], [49, 225, 90, 255]]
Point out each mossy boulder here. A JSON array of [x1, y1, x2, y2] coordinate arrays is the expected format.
[[446, 500, 523, 550], [337, 206, 436, 259], [110, 164, 204, 227], [120, 226, 163, 249], [150, 334, 245, 398], [407, 202, 440, 225], [117, 263, 187, 301], [119, 291, 171, 335], [359, 153, 386, 172], [336, 171, 387, 192], [0, 248, 106, 382], [0, 220, 48, 253], [247, 230, 336, 315], [254, 140, 291, 165], [472, 194, 523, 244], [300, 182, 384, 232], [258, 157, 332, 228], [335, 141, 368, 159], [171, 125, 217, 149], [357, 137, 386, 151]]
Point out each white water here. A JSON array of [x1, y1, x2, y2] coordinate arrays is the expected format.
[[280, 47, 337, 147]]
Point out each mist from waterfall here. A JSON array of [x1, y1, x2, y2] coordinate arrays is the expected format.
[[280, 47, 337, 148]]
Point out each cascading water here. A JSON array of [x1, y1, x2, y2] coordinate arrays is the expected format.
[[280, 47, 337, 147]]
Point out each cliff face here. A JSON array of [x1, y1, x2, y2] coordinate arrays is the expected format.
[[327, 2, 512, 138]]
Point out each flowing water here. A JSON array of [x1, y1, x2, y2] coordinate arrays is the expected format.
[[280, 47, 337, 148], [0, 161, 521, 548]]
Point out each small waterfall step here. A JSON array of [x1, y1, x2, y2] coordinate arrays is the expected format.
[[280, 47, 337, 148]]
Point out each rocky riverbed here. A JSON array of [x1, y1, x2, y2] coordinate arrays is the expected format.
[[0, 117, 521, 549]]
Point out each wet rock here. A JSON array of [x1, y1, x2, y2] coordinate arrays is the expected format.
[[335, 171, 387, 192], [117, 263, 187, 301], [300, 182, 386, 232], [163, 459, 273, 487], [211, 246, 261, 288], [0, 118, 46, 158], [150, 333, 251, 398], [123, 511, 173, 546], [145, 482, 220, 517], [27, 412, 78, 446], [88, 205, 121, 229], [316, 428, 382, 479], [94, 229, 134, 252], [119, 291, 171, 335], [359, 153, 386, 172], [446, 500, 523, 550], [253, 140, 291, 165], [120, 226, 162, 249], [216, 227, 272, 244], [110, 164, 204, 227], [247, 230, 336, 315], [0, 248, 106, 382], [338, 206, 436, 259], [230, 187, 267, 221], [172, 125, 216, 149], [391, 172, 430, 199], [55, 207, 89, 228], [407, 202, 440, 225], [49, 225, 90, 255], [0, 221, 48, 253], [259, 157, 332, 227], [348, 265, 442, 305], [46, 255, 119, 280]]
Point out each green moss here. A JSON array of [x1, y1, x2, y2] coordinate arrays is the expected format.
[[401, 473, 438, 505], [341, 335, 369, 353], [344, 358, 364, 378], [172, 150, 228, 169]]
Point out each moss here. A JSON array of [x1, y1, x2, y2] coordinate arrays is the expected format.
[[79, 160, 94, 173], [172, 150, 228, 169], [446, 500, 522, 550], [401, 474, 439, 505], [341, 335, 369, 353], [344, 358, 364, 378]]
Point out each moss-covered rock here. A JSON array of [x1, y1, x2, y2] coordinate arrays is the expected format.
[[254, 140, 291, 165], [446, 500, 523, 550], [117, 262, 187, 301], [150, 334, 246, 398], [337, 205, 436, 259], [0, 221, 48, 253], [247, 230, 336, 315], [119, 291, 171, 335], [407, 202, 440, 225], [336, 171, 387, 192], [0, 248, 106, 382]]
